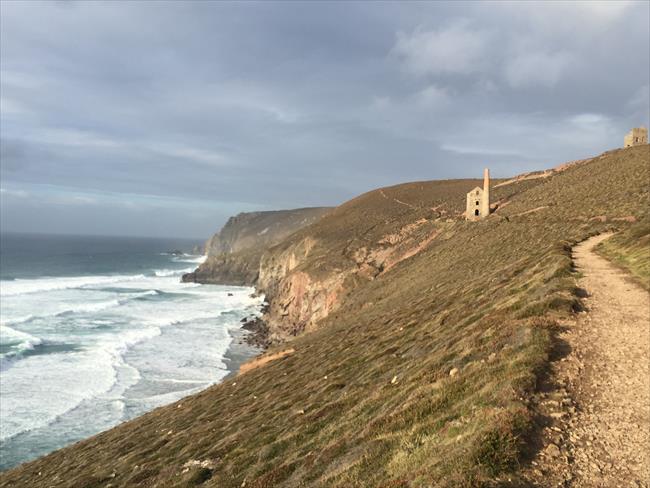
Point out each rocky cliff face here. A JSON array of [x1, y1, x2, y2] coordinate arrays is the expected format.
[[182, 207, 330, 286], [204, 208, 331, 257], [182, 248, 262, 286], [256, 177, 548, 343], [255, 181, 467, 342]]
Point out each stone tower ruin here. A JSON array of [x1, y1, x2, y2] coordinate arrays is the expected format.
[[466, 168, 490, 220], [624, 127, 648, 147]]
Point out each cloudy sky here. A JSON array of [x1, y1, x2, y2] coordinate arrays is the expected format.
[[1, 1, 648, 238]]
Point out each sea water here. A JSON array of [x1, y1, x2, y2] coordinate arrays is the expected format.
[[0, 233, 262, 470]]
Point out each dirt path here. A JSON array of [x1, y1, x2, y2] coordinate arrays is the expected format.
[[556, 233, 650, 487], [378, 189, 418, 210]]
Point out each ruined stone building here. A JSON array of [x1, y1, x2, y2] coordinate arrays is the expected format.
[[466, 168, 490, 220], [624, 127, 648, 147]]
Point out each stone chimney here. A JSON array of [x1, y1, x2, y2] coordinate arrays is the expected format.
[[481, 168, 490, 218]]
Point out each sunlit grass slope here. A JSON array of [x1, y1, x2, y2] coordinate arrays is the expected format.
[[595, 219, 650, 290]]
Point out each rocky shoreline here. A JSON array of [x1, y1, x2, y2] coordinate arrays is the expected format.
[[238, 300, 271, 349], [220, 299, 271, 381]]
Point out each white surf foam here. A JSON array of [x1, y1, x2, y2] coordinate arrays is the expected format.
[[0, 263, 263, 460], [153, 267, 194, 277], [0, 348, 116, 441], [0, 290, 159, 327], [0, 314, 35, 327], [0, 274, 147, 297], [0, 324, 43, 352], [172, 255, 206, 264], [55, 299, 121, 316], [0, 323, 162, 441]]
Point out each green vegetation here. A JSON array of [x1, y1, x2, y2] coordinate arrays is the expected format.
[[1, 145, 648, 488], [595, 219, 650, 290]]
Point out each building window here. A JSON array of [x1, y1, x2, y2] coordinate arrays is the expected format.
[[476, 190, 479, 195], [476, 201, 480, 205], [475, 209, 479, 216]]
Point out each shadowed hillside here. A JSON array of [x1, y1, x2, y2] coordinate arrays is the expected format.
[[1, 145, 648, 487]]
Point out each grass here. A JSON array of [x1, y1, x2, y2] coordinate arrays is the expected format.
[[1, 145, 648, 488], [595, 219, 650, 290]]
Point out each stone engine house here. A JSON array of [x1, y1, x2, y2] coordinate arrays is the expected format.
[[624, 127, 648, 147], [466, 168, 490, 220]]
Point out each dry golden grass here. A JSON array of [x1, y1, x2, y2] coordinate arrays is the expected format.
[[595, 219, 650, 290]]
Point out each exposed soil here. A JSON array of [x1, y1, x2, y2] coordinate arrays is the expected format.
[[238, 348, 295, 375], [527, 233, 650, 487]]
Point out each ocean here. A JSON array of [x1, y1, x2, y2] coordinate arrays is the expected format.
[[0, 233, 262, 470]]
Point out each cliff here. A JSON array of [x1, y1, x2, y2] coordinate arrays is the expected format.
[[256, 177, 544, 342], [2, 145, 648, 487], [182, 207, 330, 286], [182, 248, 263, 286], [204, 208, 332, 257]]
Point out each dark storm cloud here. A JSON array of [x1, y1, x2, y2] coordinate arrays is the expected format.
[[1, 1, 648, 238]]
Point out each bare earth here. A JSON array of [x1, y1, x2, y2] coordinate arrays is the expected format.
[[569, 234, 650, 487], [531, 234, 650, 487]]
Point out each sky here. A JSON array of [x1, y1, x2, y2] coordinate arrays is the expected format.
[[1, 1, 648, 239]]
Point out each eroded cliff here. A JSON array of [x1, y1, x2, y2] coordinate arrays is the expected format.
[[182, 207, 330, 286], [255, 169, 580, 343]]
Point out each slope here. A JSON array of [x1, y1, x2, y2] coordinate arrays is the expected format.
[[1, 145, 648, 488]]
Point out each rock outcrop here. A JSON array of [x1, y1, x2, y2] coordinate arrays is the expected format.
[[182, 248, 262, 286], [256, 180, 481, 342], [182, 207, 330, 286], [204, 208, 332, 257], [255, 174, 570, 343]]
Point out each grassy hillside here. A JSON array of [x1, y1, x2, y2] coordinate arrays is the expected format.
[[595, 219, 650, 290], [1, 145, 648, 488], [256, 177, 544, 340]]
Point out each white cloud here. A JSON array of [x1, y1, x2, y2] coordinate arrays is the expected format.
[[0, 187, 29, 198], [505, 50, 572, 88], [569, 113, 609, 127], [392, 21, 489, 76], [33, 128, 123, 148], [0, 96, 26, 115], [560, 1, 633, 23], [179, 81, 301, 124], [487, 1, 634, 38], [370, 96, 391, 110], [416, 84, 450, 108], [16, 128, 229, 167], [70, 195, 97, 205], [626, 84, 650, 123], [0, 70, 43, 89], [152, 144, 226, 167], [441, 144, 523, 157]]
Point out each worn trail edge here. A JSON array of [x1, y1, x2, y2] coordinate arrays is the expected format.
[[566, 233, 650, 487]]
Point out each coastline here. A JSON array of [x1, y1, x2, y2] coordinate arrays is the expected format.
[[0, 297, 268, 472], [222, 321, 264, 381], [222, 296, 271, 379]]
